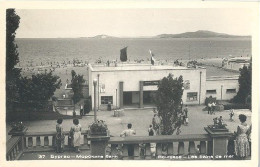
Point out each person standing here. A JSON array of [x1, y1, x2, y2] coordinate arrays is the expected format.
[[183, 105, 188, 118], [80, 104, 84, 116], [247, 124, 252, 156], [229, 109, 235, 121], [70, 119, 82, 153], [55, 118, 65, 153], [212, 102, 216, 115], [120, 123, 136, 157], [148, 125, 156, 158], [234, 114, 250, 159], [207, 102, 212, 114], [152, 113, 162, 135]]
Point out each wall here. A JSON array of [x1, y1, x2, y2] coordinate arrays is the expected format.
[[206, 77, 239, 101]]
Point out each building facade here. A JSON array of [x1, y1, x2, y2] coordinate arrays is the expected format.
[[205, 75, 239, 100], [88, 63, 240, 110], [222, 57, 251, 72], [89, 63, 208, 109]]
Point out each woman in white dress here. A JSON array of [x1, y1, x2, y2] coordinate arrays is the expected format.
[[234, 114, 250, 159], [70, 119, 82, 153]]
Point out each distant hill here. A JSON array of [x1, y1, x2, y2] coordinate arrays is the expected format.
[[87, 34, 117, 39], [156, 30, 250, 38]]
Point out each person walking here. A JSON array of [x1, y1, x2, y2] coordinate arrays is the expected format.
[[234, 114, 250, 159], [55, 118, 65, 153], [70, 119, 82, 153], [120, 123, 136, 158]]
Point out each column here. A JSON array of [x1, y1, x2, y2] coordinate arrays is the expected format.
[[139, 81, 143, 108], [204, 127, 232, 159], [119, 82, 124, 108]]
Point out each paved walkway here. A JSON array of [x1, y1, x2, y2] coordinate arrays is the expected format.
[[7, 106, 252, 139]]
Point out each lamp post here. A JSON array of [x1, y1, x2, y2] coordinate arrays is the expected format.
[[116, 89, 117, 109], [93, 78, 97, 122], [97, 74, 100, 111]]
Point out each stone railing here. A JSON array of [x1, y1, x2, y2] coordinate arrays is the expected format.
[[23, 130, 89, 152], [6, 136, 24, 160], [6, 127, 237, 160], [108, 134, 212, 160], [6, 130, 90, 160]]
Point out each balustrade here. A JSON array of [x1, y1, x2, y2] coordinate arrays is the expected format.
[[6, 129, 239, 160], [108, 134, 212, 160], [23, 130, 89, 152], [6, 136, 23, 161]]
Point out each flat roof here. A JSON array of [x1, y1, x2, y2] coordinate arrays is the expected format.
[[206, 75, 239, 81], [89, 63, 205, 72]]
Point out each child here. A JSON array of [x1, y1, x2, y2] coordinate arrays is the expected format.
[[229, 109, 234, 121]]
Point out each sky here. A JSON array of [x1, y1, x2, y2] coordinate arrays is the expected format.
[[15, 8, 253, 38]]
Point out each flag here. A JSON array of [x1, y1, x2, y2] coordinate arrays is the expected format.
[[149, 49, 155, 65], [120, 47, 128, 62]]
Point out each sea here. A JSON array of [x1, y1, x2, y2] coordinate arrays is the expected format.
[[16, 38, 251, 67]]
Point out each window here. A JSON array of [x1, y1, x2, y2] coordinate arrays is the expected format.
[[187, 92, 198, 102], [226, 89, 236, 94], [206, 90, 216, 94], [101, 96, 113, 104]]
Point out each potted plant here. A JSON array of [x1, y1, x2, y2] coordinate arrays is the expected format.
[[89, 120, 108, 136], [9, 121, 27, 135]]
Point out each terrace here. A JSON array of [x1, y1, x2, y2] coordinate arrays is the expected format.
[[7, 127, 239, 160]]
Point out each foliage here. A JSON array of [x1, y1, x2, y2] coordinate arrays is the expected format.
[[89, 120, 108, 134], [154, 73, 184, 135], [71, 70, 85, 106], [223, 103, 251, 110], [10, 121, 25, 131], [233, 62, 252, 104], [6, 9, 21, 111], [18, 72, 62, 110], [84, 97, 92, 114]]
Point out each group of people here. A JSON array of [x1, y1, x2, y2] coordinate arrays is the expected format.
[[55, 118, 82, 153], [207, 101, 216, 115], [54, 106, 251, 160]]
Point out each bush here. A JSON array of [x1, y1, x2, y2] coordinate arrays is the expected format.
[[223, 103, 251, 110], [84, 97, 92, 114]]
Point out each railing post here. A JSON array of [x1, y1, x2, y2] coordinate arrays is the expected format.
[[204, 127, 232, 159], [133, 144, 141, 160], [8, 127, 28, 160], [88, 134, 110, 160]]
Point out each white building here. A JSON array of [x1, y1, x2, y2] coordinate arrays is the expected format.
[[222, 57, 251, 72], [88, 63, 239, 110], [206, 75, 239, 100]]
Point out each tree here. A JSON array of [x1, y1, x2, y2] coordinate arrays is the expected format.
[[154, 74, 184, 135], [71, 70, 85, 113], [6, 9, 21, 112], [233, 62, 252, 104], [18, 72, 62, 111]]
